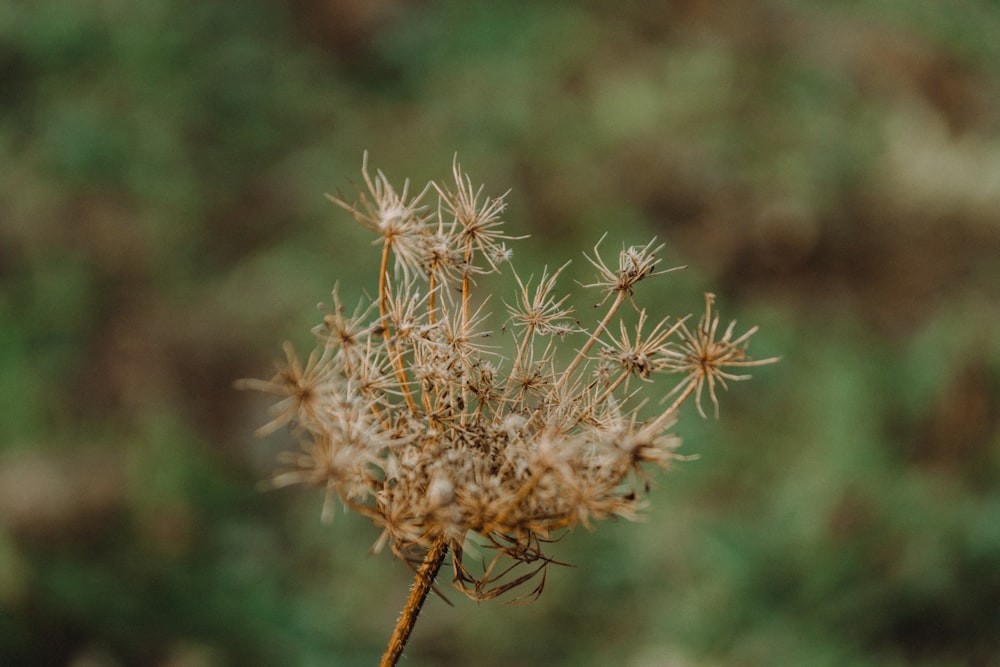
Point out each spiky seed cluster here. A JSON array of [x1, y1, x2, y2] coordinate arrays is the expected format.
[[238, 155, 778, 601]]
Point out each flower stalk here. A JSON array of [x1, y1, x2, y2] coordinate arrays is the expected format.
[[379, 537, 449, 667]]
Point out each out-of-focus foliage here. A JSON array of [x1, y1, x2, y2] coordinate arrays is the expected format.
[[1, 0, 998, 665]]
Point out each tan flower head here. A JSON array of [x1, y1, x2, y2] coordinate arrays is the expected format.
[[661, 292, 781, 418], [239, 156, 778, 619]]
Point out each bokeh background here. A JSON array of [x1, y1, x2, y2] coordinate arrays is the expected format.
[[3, 1, 1000, 665]]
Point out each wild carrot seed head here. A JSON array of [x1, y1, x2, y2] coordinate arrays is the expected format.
[[239, 155, 777, 600]]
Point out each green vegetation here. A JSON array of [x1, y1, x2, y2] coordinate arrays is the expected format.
[[1, 1, 998, 665]]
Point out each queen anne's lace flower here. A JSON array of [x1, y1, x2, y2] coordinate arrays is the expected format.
[[239, 155, 777, 667]]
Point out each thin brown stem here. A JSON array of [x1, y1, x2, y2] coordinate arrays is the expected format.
[[593, 371, 629, 407], [461, 239, 474, 327], [378, 239, 419, 416], [378, 240, 391, 321], [503, 324, 535, 400], [427, 272, 438, 326], [379, 538, 450, 667], [457, 240, 473, 425], [461, 273, 471, 328], [664, 377, 699, 416], [561, 290, 627, 385]]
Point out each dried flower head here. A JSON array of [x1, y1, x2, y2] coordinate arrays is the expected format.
[[661, 293, 780, 418], [239, 155, 778, 666]]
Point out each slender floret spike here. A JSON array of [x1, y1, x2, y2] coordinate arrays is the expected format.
[[661, 292, 780, 418], [314, 285, 382, 366], [326, 151, 434, 284], [234, 342, 336, 437], [582, 234, 684, 304], [237, 155, 777, 667], [597, 309, 684, 398], [505, 262, 577, 338], [435, 156, 525, 274]]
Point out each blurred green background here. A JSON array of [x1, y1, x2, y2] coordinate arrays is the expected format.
[[2, 1, 1000, 665]]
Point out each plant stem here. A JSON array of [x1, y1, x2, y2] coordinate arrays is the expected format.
[[378, 239, 419, 416], [561, 290, 627, 385], [664, 377, 698, 416], [379, 537, 449, 667]]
